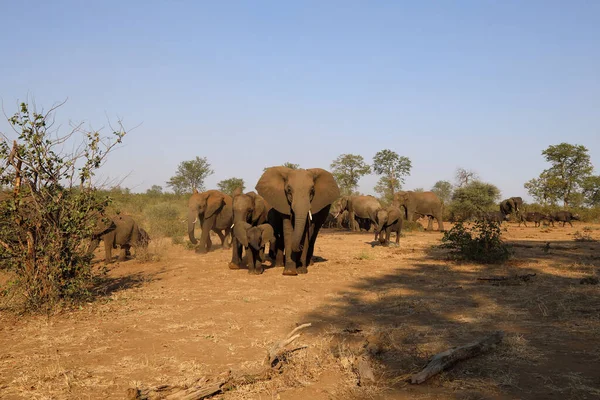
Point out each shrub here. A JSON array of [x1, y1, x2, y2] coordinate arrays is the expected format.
[[0, 102, 125, 312], [440, 220, 511, 264]]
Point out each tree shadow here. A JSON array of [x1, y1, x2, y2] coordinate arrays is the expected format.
[[302, 238, 600, 399], [92, 271, 160, 298]]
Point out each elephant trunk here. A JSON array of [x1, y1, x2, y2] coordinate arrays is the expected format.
[[291, 202, 309, 252], [188, 209, 198, 244]]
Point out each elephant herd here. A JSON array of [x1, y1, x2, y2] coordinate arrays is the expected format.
[[185, 167, 447, 276], [89, 170, 582, 274]]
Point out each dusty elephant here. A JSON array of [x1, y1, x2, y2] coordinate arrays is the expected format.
[[229, 188, 273, 269], [188, 189, 233, 253], [256, 166, 340, 275], [374, 206, 403, 246], [338, 195, 382, 232], [393, 191, 444, 231], [499, 197, 523, 216], [87, 215, 149, 262], [232, 222, 276, 274]]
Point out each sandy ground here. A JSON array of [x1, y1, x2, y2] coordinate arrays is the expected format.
[[1, 222, 599, 400]]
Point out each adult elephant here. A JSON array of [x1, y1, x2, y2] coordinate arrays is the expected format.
[[188, 189, 233, 253], [256, 166, 339, 275], [87, 214, 149, 262], [499, 197, 523, 216], [393, 191, 444, 231], [338, 195, 382, 232], [229, 188, 271, 269]]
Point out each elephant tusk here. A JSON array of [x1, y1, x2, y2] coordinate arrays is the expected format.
[[333, 212, 340, 218], [193, 217, 198, 224], [309, 210, 312, 221], [231, 223, 235, 228]]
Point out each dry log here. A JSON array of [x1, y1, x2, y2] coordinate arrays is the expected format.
[[129, 323, 311, 400], [410, 330, 504, 384]]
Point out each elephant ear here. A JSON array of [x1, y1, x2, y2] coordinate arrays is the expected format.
[[256, 167, 291, 215], [259, 223, 274, 245], [308, 168, 340, 213], [252, 195, 268, 223], [233, 222, 252, 247], [388, 207, 402, 224], [206, 192, 225, 218]]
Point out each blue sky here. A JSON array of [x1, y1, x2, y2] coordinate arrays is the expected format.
[[1, 1, 598, 200]]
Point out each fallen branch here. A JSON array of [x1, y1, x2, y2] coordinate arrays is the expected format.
[[477, 273, 536, 283], [410, 330, 505, 384], [128, 323, 311, 400]]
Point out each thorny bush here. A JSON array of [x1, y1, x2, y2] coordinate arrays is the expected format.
[[0, 102, 126, 312], [440, 219, 511, 264]]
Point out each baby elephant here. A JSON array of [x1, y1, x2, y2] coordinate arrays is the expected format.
[[232, 222, 276, 274], [88, 215, 149, 262], [374, 206, 403, 246]]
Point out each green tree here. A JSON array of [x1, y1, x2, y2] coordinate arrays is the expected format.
[[449, 181, 501, 220], [330, 154, 371, 196], [412, 187, 424, 192], [167, 156, 214, 195], [524, 172, 561, 205], [431, 180, 453, 205], [0, 101, 126, 311], [372, 150, 411, 203], [146, 185, 163, 196], [527, 143, 593, 207], [217, 177, 245, 195], [263, 162, 300, 172], [582, 175, 600, 207]]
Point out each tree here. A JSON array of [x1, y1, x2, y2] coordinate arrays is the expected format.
[[449, 181, 501, 220], [524, 172, 561, 205], [217, 177, 245, 195], [146, 185, 163, 196], [455, 168, 479, 188], [167, 157, 213, 195], [412, 188, 424, 192], [582, 175, 600, 207], [372, 150, 411, 203], [527, 143, 593, 207], [263, 162, 300, 172], [431, 180, 453, 205], [0, 101, 126, 311], [330, 154, 371, 196]]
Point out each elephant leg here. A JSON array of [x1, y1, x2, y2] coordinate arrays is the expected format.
[[213, 228, 226, 245], [229, 237, 243, 269], [104, 233, 115, 262], [427, 216, 434, 231], [282, 218, 297, 275], [118, 246, 128, 261], [247, 248, 256, 274], [252, 249, 264, 275], [349, 211, 358, 231], [197, 216, 215, 253], [87, 238, 100, 257], [395, 228, 400, 244]]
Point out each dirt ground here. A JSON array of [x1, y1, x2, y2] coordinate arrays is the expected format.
[[1, 222, 600, 400]]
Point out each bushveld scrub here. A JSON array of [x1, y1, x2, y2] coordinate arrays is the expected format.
[[0, 102, 126, 312], [441, 220, 511, 264]]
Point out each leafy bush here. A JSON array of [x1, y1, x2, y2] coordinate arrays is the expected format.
[[0, 102, 125, 312], [440, 220, 511, 264]]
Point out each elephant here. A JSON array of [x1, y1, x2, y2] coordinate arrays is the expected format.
[[374, 206, 403, 246], [499, 197, 523, 216], [393, 191, 444, 231], [482, 211, 509, 224], [516, 212, 551, 227], [549, 211, 580, 227], [232, 222, 276, 274], [256, 166, 340, 275], [229, 188, 271, 269], [87, 214, 148, 262], [338, 195, 382, 232], [188, 189, 233, 253]]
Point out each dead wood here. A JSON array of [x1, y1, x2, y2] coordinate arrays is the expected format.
[[410, 330, 504, 384], [128, 323, 311, 400], [477, 273, 536, 285]]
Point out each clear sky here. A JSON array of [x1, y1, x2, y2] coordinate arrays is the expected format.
[[1, 1, 598, 200]]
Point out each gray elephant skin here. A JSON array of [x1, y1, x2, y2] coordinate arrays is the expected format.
[[338, 195, 382, 232], [232, 222, 276, 274], [188, 189, 233, 253], [229, 188, 272, 269], [87, 214, 149, 262], [393, 191, 444, 231], [256, 166, 340, 276], [374, 206, 403, 246], [499, 197, 523, 216]]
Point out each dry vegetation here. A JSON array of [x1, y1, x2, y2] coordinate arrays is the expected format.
[[1, 221, 600, 399]]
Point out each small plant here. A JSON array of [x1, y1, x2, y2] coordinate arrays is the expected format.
[[402, 220, 424, 232], [144, 202, 183, 242], [355, 251, 373, 260], [573, 230, 596, 242], [440, 220, 511, 263]]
